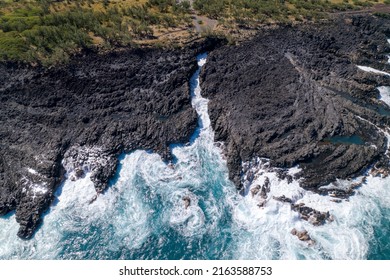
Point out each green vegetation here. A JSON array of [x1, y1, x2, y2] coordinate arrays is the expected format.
[[193, 0, 380, 24], [0, 0, 388, 65], [374, 11, 390, 17], [0, 0, 191, 65]]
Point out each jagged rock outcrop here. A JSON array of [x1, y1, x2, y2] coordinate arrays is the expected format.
[[201, 15, 390, 190], [0, 46, 206, 239], [291, 228, 315, 245]]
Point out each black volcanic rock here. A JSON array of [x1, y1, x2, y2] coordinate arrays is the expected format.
[[2, 14, 390, 239], [200, 15, 390, 190], [0, 47, 202, 238]]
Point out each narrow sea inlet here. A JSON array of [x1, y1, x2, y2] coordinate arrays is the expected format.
[[0, 54, 389, 260]]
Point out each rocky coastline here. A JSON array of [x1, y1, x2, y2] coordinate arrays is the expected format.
[[0, 39, 222, 239], [200, 15, 390, 191], [2, 15, 390, 239]]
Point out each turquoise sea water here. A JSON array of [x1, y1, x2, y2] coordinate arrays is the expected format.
[[327, 135, 365, 145], [0, 54, 389, 260]]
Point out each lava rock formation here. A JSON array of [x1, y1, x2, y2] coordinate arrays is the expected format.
[[0, 47, 201, 238], [201, 15, 390, 190]]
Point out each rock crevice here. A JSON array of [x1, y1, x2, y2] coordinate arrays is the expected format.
[[0, 47, 203, 238]]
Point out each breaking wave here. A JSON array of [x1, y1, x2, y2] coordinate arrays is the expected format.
[[1, 53, 389, 260]]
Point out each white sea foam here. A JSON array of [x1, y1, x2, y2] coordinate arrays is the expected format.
[[169, 190, 206, 237], [0, 154, 153, 259], [357, 65, 390, 76], [189, 53, 211, 134], [31, 184, 48, 195], [27, 168, 38, 175], [0, 175, 96, 259], [20, 175, 48, 196], [229, 156, 390, 260], [1, 52, 390, 260], [0, 53, 214, 259], [378, 86, 390, 107]]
